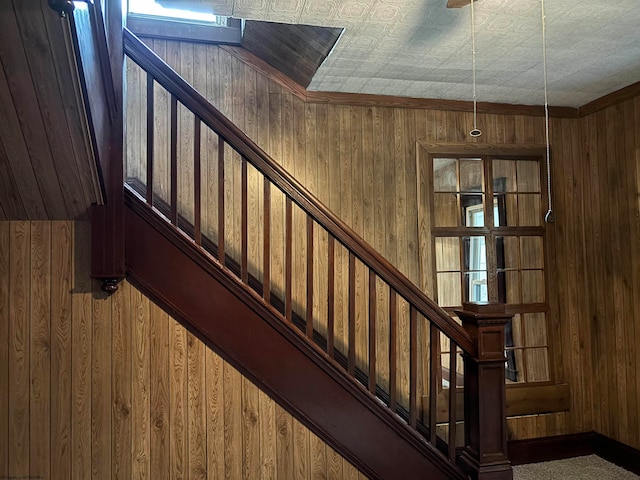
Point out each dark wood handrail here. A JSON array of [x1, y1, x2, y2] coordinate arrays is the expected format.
[[123, 27, 474, 355]]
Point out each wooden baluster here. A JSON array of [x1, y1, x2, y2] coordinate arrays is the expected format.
[[409, 305, 417, 428], [348, 252, 356, 376], [170, 94, 177, 225], [263, 180, 271, 303], [327, 235, 335, 358], [146, 73, 154, 205], [448, 344, 458, 461], [368, 271, 376, 394], [429, 323, 438, 445], [389, 289, 397, 411], [193, 116, 201, 245], [284, 198, 292, 321], [217, 135, 225, 266], [306, 216, 314, 339], [241, 157, 248, 283]]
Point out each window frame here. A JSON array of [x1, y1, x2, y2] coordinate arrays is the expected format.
[[419, 142, 556, 387]]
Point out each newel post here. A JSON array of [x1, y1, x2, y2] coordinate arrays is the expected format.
[[456, 302, 513, 480]]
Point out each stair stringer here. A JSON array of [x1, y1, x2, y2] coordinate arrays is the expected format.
[[124, 188, 467, 480]]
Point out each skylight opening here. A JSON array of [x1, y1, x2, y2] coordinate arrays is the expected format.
[[128, 0, 225, 25]]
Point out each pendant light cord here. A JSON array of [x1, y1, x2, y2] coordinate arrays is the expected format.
[[470, 0, 479, 134], [541, 0, 554, 223]]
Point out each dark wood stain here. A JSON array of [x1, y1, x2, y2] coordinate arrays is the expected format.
[[241, 21, 342, 88], [0, 0, 102, 220]]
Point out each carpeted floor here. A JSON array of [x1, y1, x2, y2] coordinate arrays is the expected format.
[[513, 455, 639, 479]]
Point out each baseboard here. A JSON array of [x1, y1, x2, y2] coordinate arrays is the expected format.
[[508, 432, 640, 475]]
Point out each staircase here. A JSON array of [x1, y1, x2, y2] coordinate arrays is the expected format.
[[68, 3, 512, 474]]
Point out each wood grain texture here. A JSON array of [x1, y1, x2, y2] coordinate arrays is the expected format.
[[0, 220, 367, 480], [122, 37, 640, 450], [0, 0, 101, 220], [0, 223, 8, 478]]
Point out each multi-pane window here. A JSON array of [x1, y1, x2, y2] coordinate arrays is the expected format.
[[432, 155, 549, 383]]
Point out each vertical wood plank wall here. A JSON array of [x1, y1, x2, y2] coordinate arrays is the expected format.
[[581, 96, 640, 450], [0, 221, 367, 480], [125, 38, 603, 443]]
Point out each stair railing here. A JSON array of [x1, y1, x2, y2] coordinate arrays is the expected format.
[[123, 28, 512, 480]]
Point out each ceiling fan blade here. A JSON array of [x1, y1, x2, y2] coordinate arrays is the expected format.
[[447, 0, 474, 8]]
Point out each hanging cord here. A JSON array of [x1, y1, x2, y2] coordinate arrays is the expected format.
[[541, 0, 554, 223], [469, 0, 481, 137]]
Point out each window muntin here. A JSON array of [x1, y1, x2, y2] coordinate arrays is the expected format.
[[432, 155, 549, 383]]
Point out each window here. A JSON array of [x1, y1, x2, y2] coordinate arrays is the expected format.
[[432, 154, 549, 383], [128, 0, 225, 24]]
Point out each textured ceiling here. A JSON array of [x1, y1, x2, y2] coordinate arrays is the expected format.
[[163, 0, 640, 107]]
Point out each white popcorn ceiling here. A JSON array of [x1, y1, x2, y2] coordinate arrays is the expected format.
[[171, 0, 640, 107]]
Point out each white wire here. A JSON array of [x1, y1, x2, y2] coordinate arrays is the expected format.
[[471, 0, 478, 132], [541, 0, 554, 222]]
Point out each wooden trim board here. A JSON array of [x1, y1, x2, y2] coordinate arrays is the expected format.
[[422, 383, 570, 423]]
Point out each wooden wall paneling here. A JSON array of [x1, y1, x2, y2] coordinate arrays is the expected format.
[[223, 363, 244, 478], [0, 139, 26, 220], [0, 223, 8, 477], [311, 430, 328, 480], [187, 330, 207, 479], [13, 1, 89, 219], [605, 107, 625, 442], [149, 302, 170, 480], [350, 106, 369, 374], [550, 118, 571, 381], [292, 96, 308, 322], [72, 222, 91, 480], [395, 109, 412, 410], [203, 45, 221, 245], [275, 403, 294, 478], [371, 107, 390, 392], [624, 98, 640, 448], [595, 109, 614, 438], [1, 220, 372, 479], [113, 278, 132, 480], [293, 417, 311, 479], [315, 103, 330, 340], [169, 318, 188, 479], [611, 102, 633, 444], [258, 389, 277, 478], [223, 361, 243, 479], [8, 222, 30, 476], [255, 69, 271, 297], [268, 87, 285, 302], [230, 56, 246, 265], [338, 105, 352, 358], [242, 378, 261, 479], [205, 344, 225, 480], [582, 112, 604, 435], [0, 9, 66, 218], [610, 101, 640, 445], [30, 222, 51, 479], [92, 268, 112, 480], [327, 444, 343, 480], [570, 116, 594, 433], [0, 65, 45, 218], [178, 42, 195, 226], [50, 221, 72, 479], [43, 7, 101, 210], [545, 120, 563, 424], [132, 284, 150, 479], [244, 59, 264, 282], [125, 56, 141, 181], [152, 40, 170, 206]]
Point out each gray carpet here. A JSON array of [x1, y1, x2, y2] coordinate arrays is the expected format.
[[513, 455, 639, 479]]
